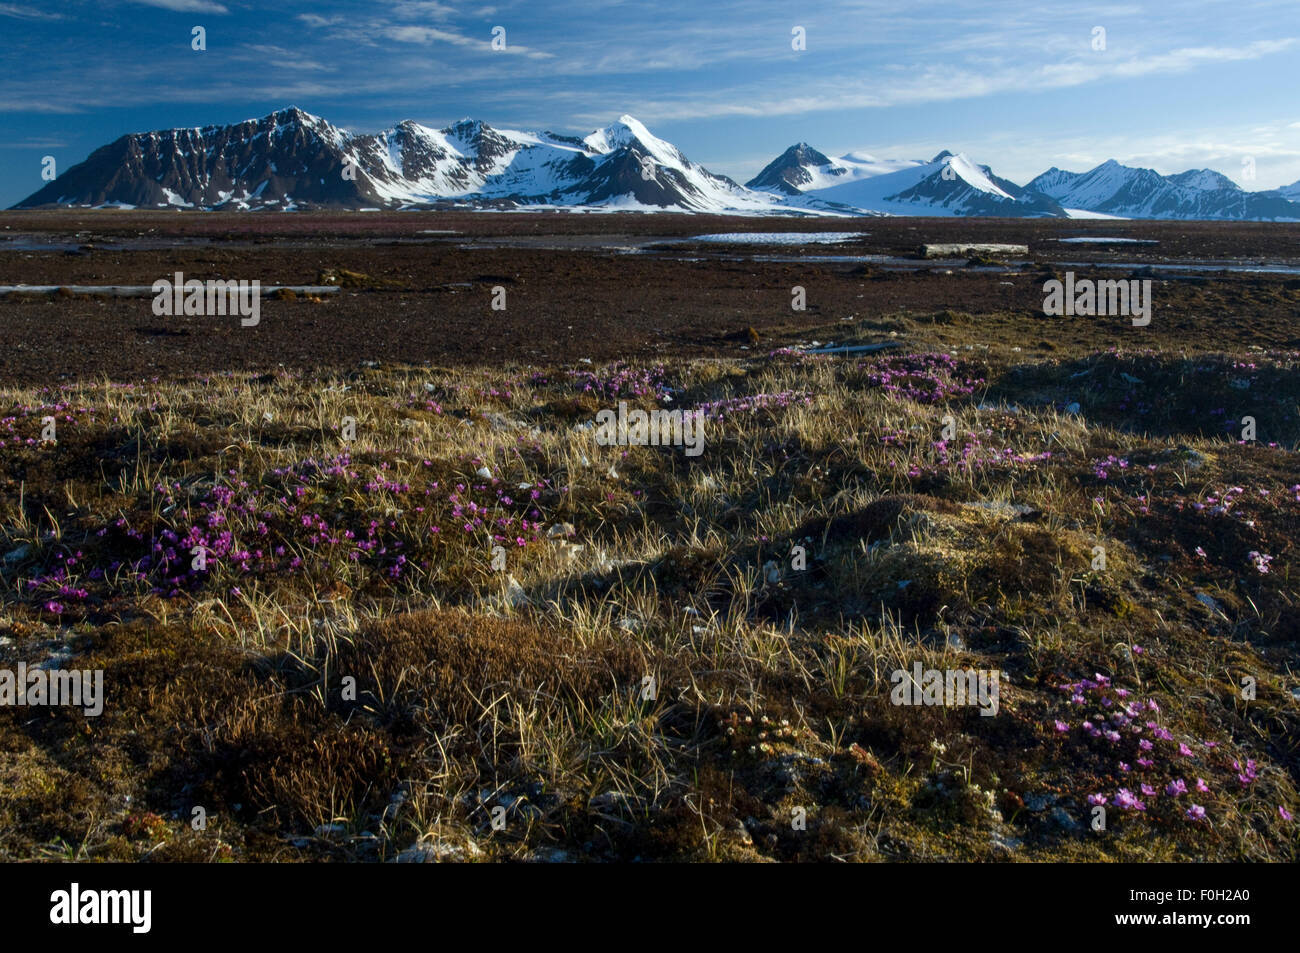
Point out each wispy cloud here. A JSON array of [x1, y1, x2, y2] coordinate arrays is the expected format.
[[0, 3, 64, 19], [128, 0, 230, 13], [239, 44, 332, 72], [565, 38, 1298, 124]]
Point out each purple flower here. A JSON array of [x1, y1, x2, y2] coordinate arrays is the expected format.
[[1186, 804, 1206, 821], [1166, 779, 1187, 797], [1113, 789, 1145, 811]]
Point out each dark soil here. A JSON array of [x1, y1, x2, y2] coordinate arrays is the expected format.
[[2, 211, 1298, 385]]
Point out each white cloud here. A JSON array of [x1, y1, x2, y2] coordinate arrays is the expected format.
[[239, 44, 331, 72], [0, 3, 65, 19], [128, 0, 230, 13]]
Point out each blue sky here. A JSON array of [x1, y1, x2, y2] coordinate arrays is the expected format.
[[2, 0, 1298, 207]]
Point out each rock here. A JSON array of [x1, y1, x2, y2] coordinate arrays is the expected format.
[[393, 838, 482, 863], [483, 412, 525, 431], [989, 831, 1022, 855], [475, 466, 493, 480], [525, 846, 571, 863], [3, 544, 30, 564], [1047, 807, 1082, 832], [546, 523, 576, 539], [919, 243, 1028, 259], [1195, 592, 1226, 617], [963, 500, 1038, 519], [1024, 793, 1055, 812], [505, 575, 528, 608]]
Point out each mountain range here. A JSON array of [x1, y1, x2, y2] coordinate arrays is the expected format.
[[14, 106, 1300, 221]]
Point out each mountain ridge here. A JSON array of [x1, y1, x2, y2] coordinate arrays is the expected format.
[[15, 107, 1300, 220]]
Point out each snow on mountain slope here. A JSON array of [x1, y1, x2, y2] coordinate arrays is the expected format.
[[800, 151, 1065, 217], [18, 106, 1298, 220], [746, 142, 924, 195], [15, 108, 806, 214], [1027, 160, 1300, 221]]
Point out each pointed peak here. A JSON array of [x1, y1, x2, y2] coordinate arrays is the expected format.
[[778, 142, 832, 166], [268, 106, 319, 124], [446, 117, 492, 135]]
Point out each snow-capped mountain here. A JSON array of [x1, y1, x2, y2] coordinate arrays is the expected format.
[[14, 107, 787, 214], [1026, 160, 1300, 221], [751, 145, 1067, 217], [746, 143, 926, 195], [16, 107, 1300, 220]]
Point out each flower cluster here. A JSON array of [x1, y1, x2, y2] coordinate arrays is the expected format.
[[694, 391, 813, 421], [858, 352, 985, 404]]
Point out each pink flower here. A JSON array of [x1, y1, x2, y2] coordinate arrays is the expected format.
[[1195, 778, 1210, 793], [1281, 806, 1293, 822], [1166, 779, 1187, 797], [1178, 743, 1194, 757], [1137, 758, 1154, 768], [1186, 804, 1207, 821], [1054, 720, 1069, 733], [1087, 793, 1107, 806], [1113, 789, 1146, 811], [1247, 551, 1272, 574]]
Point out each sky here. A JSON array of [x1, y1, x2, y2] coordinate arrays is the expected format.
[[2, 0, 1298, 207]]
